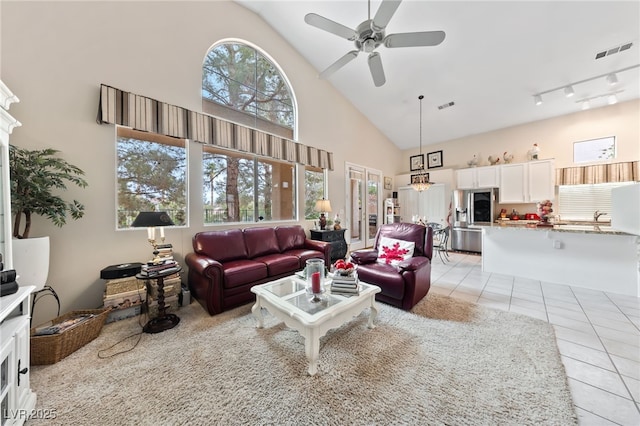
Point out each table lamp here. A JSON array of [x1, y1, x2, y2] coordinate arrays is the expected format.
[[131, 211, 174, 262], [314, 199, 332, 230]]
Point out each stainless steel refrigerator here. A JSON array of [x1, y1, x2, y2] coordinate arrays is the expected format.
[[451, 188, 498, 253]]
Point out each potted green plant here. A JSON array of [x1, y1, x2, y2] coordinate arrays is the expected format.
[[9, 145, 87, 290]]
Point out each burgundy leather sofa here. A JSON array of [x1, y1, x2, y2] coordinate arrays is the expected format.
[[350, 223, 433, 310], [186, 225, 331, 315]]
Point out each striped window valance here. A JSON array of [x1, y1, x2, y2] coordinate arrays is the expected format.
[[555, 161, 639, 185], [97, 84, 334, 170]]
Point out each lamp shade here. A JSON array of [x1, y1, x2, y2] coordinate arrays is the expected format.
[[314, 199, 332, 213], [131, 211, 174, 227]]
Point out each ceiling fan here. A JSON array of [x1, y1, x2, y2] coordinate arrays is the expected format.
[[304, 0, 446, 87]]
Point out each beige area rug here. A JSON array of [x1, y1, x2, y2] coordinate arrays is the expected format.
[[28, 293, 577, 425]]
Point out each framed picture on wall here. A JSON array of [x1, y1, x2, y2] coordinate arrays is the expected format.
[[411, 173, 429, 184], [427, 150, 443, 169], [384, 176, 392, 190], [410, 154, 424, 171]]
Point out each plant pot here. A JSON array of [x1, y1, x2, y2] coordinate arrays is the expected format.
[[12, 236, 50, 292]]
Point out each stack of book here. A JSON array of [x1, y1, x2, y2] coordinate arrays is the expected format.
[[140, 259, 179, 277], [330, 274, 359, 296], [155, 243, 174, 262], [102, 276, 146, 323]]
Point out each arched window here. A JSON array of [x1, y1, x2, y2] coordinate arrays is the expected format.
[[202, 41, 295, 139]]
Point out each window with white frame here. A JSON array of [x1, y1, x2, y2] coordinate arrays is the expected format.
[[202, 145, 295, 224], [557, 181, 634, 221], [116, 127, 187, 229], [304, 166, 326, 220], [202, 41, 294, 139]]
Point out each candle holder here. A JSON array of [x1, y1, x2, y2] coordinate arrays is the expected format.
[[131, 211, 175, 262], [305, 258, 325, 302]]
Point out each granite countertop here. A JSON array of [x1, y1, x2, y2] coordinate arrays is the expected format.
[[472, 221, 632, 236]]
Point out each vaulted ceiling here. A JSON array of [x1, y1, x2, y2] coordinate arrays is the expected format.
[[236, 1, 640, 150]]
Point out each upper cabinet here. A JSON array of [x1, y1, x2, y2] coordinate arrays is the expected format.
[[455, 165, 500, 189], [499, 159, 555, 203]]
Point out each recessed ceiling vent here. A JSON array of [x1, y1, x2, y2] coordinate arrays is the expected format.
[[595, 42, 633, 60], [437, 101, 455, 110]]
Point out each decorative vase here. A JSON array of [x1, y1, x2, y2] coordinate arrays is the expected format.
[[12, 236, 50, 291]]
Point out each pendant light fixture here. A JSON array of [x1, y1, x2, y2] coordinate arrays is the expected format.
[[411, 95, 432, 192]]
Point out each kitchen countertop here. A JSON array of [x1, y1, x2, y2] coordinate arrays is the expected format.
[[472, 221, 632, 236]]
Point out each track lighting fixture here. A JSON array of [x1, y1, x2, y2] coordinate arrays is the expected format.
[[532, 64, 638, 107], [564, 86, 575, 97]]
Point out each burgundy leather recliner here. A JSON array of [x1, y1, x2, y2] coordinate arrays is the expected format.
[[350, 223, 433, 310]]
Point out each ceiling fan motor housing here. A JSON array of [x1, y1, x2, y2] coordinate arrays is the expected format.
[[356, 20, 384, 53]]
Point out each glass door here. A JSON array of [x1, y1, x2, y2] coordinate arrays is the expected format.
[[365, 170, 381, 248], [346, 164, 365, 251]]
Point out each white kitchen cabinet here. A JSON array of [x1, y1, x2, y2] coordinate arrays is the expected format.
[[499, 160, 554, 203], [398, 183, 451, 225], [0, 286, 37, 426], [455, 165, 500, 189]]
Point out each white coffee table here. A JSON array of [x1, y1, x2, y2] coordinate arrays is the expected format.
[[251, 276, 381, 375]]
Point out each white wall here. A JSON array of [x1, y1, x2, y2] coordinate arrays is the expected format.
[[401, 99, 639, 173], [0, 1, 402, 323]]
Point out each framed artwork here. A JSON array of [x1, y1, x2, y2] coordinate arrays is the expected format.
[[410, 154, 424, 171], [411, 173, 429, 184], [384, 176, 392, 190], [427, 150, 443, 169]]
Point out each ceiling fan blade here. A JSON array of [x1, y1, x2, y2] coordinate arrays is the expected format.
[[384, 31, 446, 48], [304, 13, 357, 41], [372, 0, 403, 32], [368, 52, 386, 87], [319, 50, 359, 79]]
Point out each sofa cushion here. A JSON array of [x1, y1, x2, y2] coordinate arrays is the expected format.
[[222, 259, 268, 289], [193, 229, 248, 262], [355, 262, 406, 300], [253, 253, 300, 276], [244, 227, 280, 259], [285, 249, 325, 267], [275, 226, 306, 251], [376, 223, 426, 257], [377, 237, 415, 265]]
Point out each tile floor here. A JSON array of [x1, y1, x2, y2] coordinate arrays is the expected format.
[[429, 251, 640, 425]]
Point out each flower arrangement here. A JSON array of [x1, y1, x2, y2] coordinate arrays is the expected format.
[[536, 200, 553, 223]]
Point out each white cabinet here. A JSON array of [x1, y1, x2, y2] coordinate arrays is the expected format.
[[455, 166, 500, 189], [0, 286, 37, 426], [499, 160, 555, 203], [384, 198, 400, 224], [398, 183, 451, 225]]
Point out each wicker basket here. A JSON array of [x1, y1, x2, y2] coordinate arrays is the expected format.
[[30, 308, 109, 365]]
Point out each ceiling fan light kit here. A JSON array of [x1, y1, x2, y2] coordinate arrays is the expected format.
[[304, 0, 445, 87]]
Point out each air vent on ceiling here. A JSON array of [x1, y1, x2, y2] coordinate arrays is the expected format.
[[595, 42, 633, 60], [437, 101, 455, 110]]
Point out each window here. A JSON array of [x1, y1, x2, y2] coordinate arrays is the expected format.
[[202, 42, 295, 139], [116, 127, 187, 229], [557, 182, 633, 221], [202, 145, 295, 224], [304, 167, 326, 220], [573, 136, 616, 163]]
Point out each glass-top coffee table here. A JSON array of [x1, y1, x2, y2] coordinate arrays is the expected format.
[[251, 276, 381, 375]]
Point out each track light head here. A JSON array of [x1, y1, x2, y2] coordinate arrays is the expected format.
[[606, 73, 618, 86], [534, 94, 542, 106], [564, 86, 575, 97], [581, 100, 590, 110], [608, 94, 618, 105]]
